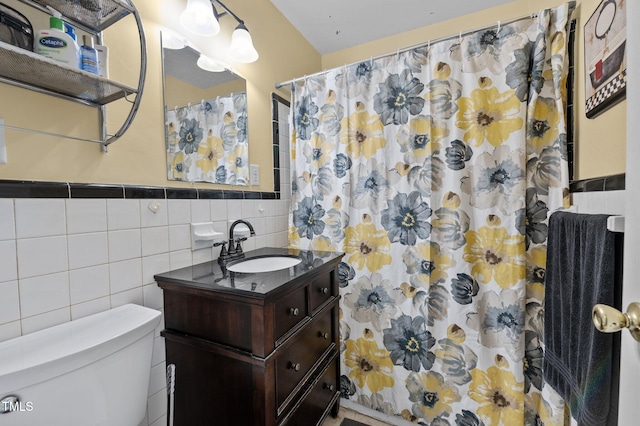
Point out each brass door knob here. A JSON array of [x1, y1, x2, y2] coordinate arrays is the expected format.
[[592, 302, 640, 342]]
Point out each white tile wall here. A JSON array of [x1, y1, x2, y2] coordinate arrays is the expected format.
[[15, 199, 66, 238], [141, 227, 170, 257], [0, 240, 17, 282], [279, 103, 292, 202], [0, 281, 20, 324], [66, 199, 107, 234], [0, 199, 16, 239], [68, 232, 109, 269], [108, 229, 142, 261], [17, 236, 68, 279], [69, 265, 110, 304], [107, 199, 141, 230], [571, 190, 626, 215], [19, 272, 70, 318], [0, 196, 291, 426]]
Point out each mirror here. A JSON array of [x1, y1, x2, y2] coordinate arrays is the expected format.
[[162, 32, 249, 186]]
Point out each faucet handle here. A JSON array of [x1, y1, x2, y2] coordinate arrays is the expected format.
[[214, 240, 228, 256], [235, 238, 247, 253]]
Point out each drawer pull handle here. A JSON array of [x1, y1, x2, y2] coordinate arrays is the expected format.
[[319, 331, 329, 339], [320, 287, 329, 294], [289, 308, 300, 316], [323, 383, 335, 392], [289, 362, 301, 371]]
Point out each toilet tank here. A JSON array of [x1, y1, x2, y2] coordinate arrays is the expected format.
[[0, 304, 162, 426]]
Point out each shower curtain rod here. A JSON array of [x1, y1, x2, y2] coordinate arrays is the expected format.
[[274, 7, 557, 90]]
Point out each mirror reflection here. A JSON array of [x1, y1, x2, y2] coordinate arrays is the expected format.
[[162, 33, 249, 186]]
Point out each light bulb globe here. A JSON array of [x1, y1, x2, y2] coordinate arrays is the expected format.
[[180, 0, 220, 37], [228, 23, 259, 63]]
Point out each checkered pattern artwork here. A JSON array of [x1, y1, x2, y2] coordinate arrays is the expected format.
[[585, 69, 626, 118], [584, 0, 626, 118]]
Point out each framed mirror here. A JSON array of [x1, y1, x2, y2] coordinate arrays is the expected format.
[[162, 32, 249, 185]]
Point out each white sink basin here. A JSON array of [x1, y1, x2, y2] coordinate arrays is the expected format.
[[227, 255, 301, 273]]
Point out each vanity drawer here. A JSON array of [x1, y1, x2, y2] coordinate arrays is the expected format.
[[282, 360, 338, 426], [309, 272, 332, 313], [274, 286, 308, 341], [276, 307, 333, 409]]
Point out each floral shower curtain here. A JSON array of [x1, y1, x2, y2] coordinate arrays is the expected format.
[[166, 92, 249, 185], [289, 3, 574, 425]]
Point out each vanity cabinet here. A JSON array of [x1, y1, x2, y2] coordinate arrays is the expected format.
[[156, 248, 344, 426]]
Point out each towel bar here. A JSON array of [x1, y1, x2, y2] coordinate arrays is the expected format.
[[607, 216, 624, 233], [548, 209, 624, 232]]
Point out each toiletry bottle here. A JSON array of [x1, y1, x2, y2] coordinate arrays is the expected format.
[[63, 22, 81, 68], [64, 22, 76, 42], [80, 35, 99, 75], [35, 7, 80, 68], [94, 44, 109, 78]]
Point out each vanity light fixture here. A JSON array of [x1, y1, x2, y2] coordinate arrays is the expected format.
[[180, 0, 259, 63], [161, 30, 188, 50], [197, 54, 226, 72], [228, 22, 259, 63], [180, 0, 220, 37]]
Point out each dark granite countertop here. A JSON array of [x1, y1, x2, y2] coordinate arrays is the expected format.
[[154, 247, 344, 296]]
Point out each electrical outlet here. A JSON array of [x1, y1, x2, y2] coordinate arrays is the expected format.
[[250, 164, 260, 186], [0, 119, 6, 164]]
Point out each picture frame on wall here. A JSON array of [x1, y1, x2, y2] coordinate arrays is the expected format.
[[584, 0, 626, 118]]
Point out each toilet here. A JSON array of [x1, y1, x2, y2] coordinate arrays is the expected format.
[[0, 304, 162, 426]]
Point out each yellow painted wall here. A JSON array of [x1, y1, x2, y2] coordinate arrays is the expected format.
[[322, 0, 626, 180], [0, 0, 625, 187], [0, 0, 321, 191]]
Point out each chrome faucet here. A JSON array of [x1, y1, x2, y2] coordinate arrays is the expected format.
[[217, 219, 255, 268]]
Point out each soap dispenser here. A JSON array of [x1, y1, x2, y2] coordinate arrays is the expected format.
[[35, 7, 80, 68]]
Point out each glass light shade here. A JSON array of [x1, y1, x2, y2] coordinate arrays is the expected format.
[[180, 0, 220, 37], [161, 30, 188, 50], [196, 54, 226, 72], [228, 24, 259, 63]]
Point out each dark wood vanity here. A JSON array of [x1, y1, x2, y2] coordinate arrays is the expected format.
[[155, 247, 344, 426]]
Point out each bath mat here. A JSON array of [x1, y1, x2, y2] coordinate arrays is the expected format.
[[341, 419, 370, 426]]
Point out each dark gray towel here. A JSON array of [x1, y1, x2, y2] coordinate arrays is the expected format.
[[543, 211, 621, 426]]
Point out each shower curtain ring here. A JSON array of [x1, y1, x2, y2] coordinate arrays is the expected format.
[[459, 31, 462, 43], [497, 20, 501, 32]]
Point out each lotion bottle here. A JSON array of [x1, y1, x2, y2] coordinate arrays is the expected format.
[[63, 23, 81, 68], [35, 8, 80, 68], [94, 44, 109, 78], [80, 35, 99, 75]]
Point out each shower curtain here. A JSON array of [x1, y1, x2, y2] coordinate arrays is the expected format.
[[289, 3, 574, 425], [166, 92, 249, 185]]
